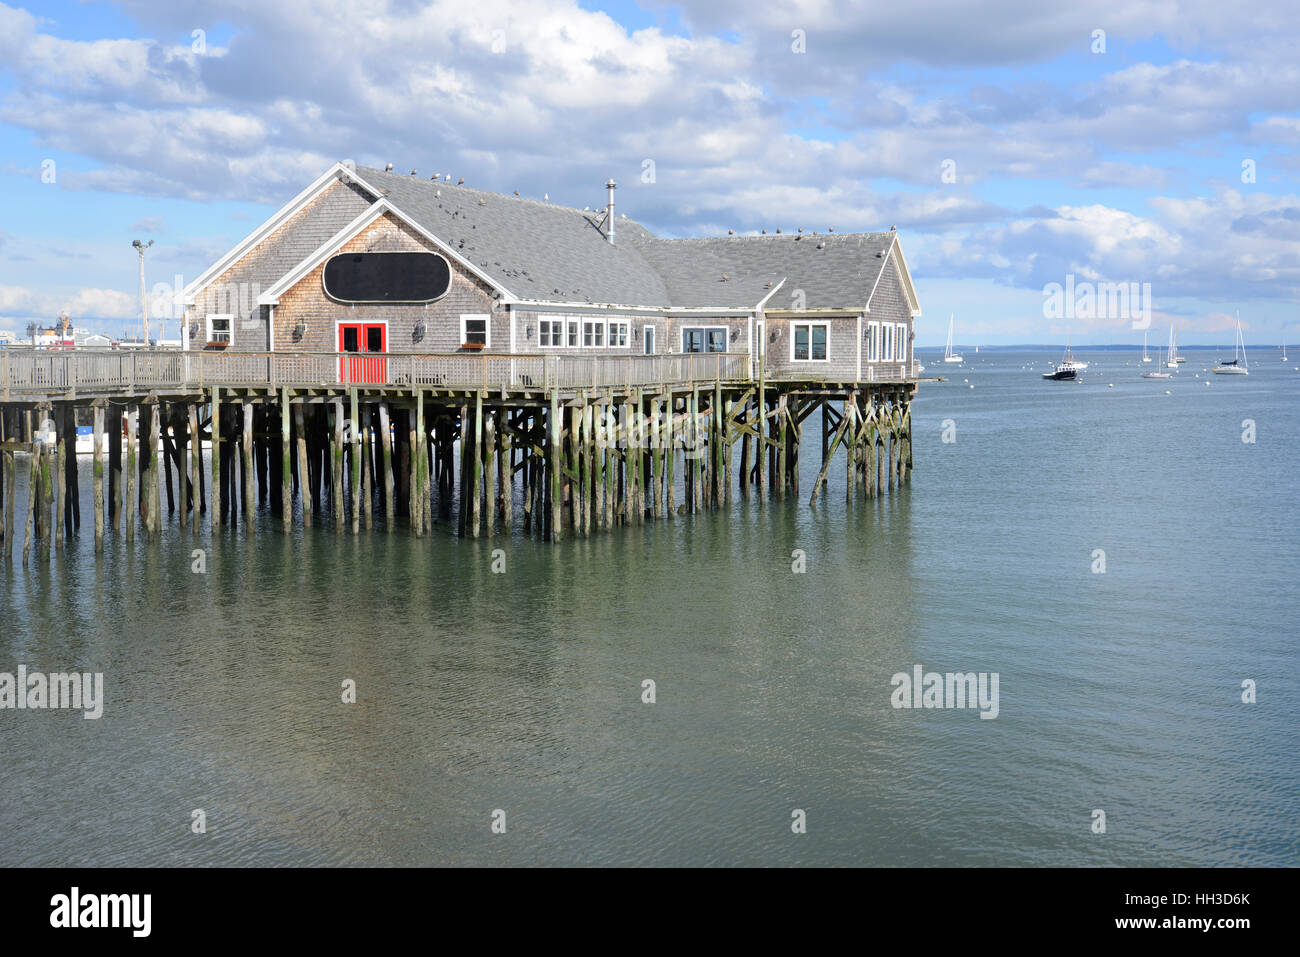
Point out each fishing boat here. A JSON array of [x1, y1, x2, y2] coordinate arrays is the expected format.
[[1058, 338, 1087, 371], [943, 314, 963, 363], [1141, 330, 1152, 363], [1142, 342, 1172, 378], [1214, 316, 1249, 375], [1042, 340, 1081, 380], [1042, 363, 1077, 381]]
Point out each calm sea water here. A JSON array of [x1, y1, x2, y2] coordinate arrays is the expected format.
[[1, 348, 1297, 866]]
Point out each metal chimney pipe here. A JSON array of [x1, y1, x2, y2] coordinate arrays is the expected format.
[[605, 179, 616, 244]]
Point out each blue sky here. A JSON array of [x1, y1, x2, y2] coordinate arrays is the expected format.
[[1, 0, 1298, 345]]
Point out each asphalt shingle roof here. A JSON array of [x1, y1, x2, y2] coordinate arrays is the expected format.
[[357, 166, 898, 311]]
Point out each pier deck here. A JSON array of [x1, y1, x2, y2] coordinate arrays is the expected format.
[[0, 349, 916, 552]]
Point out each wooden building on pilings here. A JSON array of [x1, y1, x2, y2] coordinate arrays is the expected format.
[[0, 163, 920, 555]]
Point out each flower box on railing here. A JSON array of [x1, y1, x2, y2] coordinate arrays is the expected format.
[[205, 341, 230, 350], [460, 342, 485, 351]]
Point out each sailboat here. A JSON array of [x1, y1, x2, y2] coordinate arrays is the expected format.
[[1141, 330, 1153, 363], [1142, 342, 1172, 378], [944, 314, 963, 363], [1282, 334, 1288, 362], [1214, 316, 1249, 375], [1165, 326, 1180, 368]]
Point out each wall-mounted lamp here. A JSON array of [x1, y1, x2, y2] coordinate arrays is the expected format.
[[413, 318, 427, 343], [189, 321, 200, 339], [293, 319, 306, 341], [770, 328, 781, 342], [526, 325, 533, 339]]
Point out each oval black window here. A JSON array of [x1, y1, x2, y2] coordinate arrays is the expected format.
[[323, 251, 452, 302]]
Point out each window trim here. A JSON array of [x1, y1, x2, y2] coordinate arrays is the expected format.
[[206, 313, 233, 344], [643, 326, 655, 355], [537, 317, 565, 348], [866, 321, 880, 363], [896, 322, 910, 362], [790, 321, 830, 363], [459, 313, 490, 348], [607, 319, 631, 349], [681, 325, 729, 354]]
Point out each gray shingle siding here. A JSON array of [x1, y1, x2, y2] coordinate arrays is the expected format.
[[193, 178, 375, 351]]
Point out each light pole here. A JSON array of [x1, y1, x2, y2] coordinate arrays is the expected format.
[[132, 239, 154, 345]]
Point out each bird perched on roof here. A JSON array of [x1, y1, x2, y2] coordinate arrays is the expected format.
[[543, 193, 549, 201], [410, 169, 417, 175], [797, 227, 802, 233], [890, 224, 896, 231], [721, 274, 729, 281], [458, 177, 465, 185], [444, 174, 451, 181], [430, 174, 438, 180], [385, 163, 394, 171], [761, 228, 766, 234], [776, 227, 781, 234], [728, 229, 734, 235], [514, 190, 520, 195], [828, 226, 834, 232]]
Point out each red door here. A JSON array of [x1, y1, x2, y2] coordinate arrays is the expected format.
[[338, 323, 387, 383]]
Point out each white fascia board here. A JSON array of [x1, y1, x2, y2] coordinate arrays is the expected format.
[[258, 198, 516, 305], [510, 299, 754, 316], [182, 163, 381, 304]]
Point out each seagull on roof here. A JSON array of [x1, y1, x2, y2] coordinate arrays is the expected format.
[[385, 163, 394, 171], [728, 229, 734, 235], [761, 228, 766, 234], [543, 193, 549, 201], [410, 169, 417, 175], [890, 224, 896, 231], [430, 174, 438, 180], [514, 190, 520, 195], [458, 177, 465, 185], [776, 227, 781, 234], [828, 226, 834, 232], [444, 174, 451, 181]]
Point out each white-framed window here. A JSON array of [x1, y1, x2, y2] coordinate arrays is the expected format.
[[755, 319, 766, 359], [538, 318, 564, 347], [583, 319, 605, 347], [460, 313, 490, 347], [883, 324, 894, 363], [791, 321, 829, 362], [566, 318, 580, 347], [608, 320, 630, 347], [895, 323, 909, 362], [682, 326, 728, 353], [643, 326, 655, 355], [866, 321, 880, 362], [206, 314, 233, 344]]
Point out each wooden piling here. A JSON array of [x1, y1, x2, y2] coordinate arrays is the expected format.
[[124, 407, 136, 542], [93, 403, 105, 550]]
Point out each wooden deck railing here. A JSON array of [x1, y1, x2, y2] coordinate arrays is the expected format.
[[0, 349, 917, 398], [0, 350, 759, 397]]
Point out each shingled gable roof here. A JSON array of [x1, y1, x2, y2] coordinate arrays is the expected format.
[[257, 164, 916, 313]]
